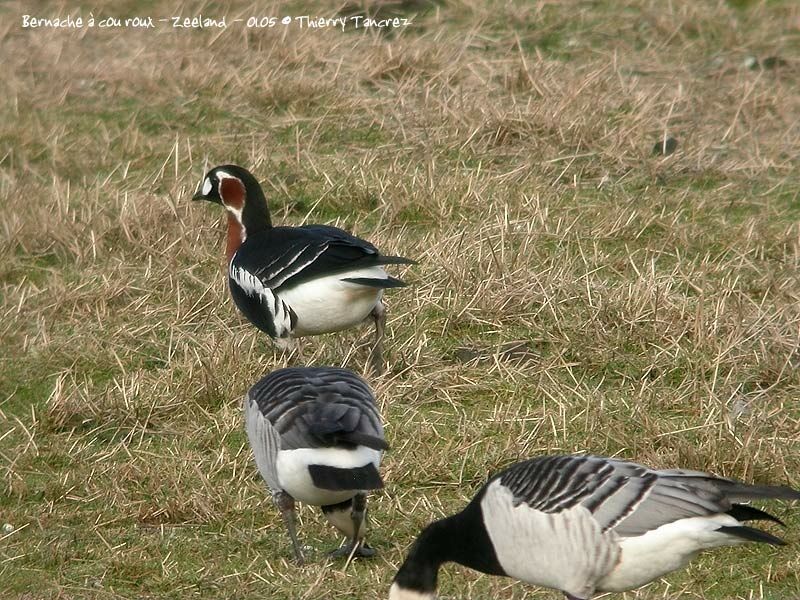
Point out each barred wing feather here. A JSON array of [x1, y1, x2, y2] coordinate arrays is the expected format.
[[246, 367, 385, 452], [499, 455, 800, 539]]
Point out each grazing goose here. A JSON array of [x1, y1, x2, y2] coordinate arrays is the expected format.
[[244, 366, 387, 563], [390, 454, 800, 599], [192, 164, 416, 372]]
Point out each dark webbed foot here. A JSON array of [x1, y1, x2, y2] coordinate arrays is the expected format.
[[329, 541, 377, 559], [322, 493, 375, 561]]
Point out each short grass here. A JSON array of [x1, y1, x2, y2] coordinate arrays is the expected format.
[[2, 0, 800, 598]]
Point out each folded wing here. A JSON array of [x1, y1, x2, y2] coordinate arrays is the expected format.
[[234, 225, 415, 293], [498, 455, 800, 538]]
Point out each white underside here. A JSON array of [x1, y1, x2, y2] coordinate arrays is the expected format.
[[277, 266, 387, 336], [388, 583, 436, 600], [275, 445, 382, 506], [481, 480, 749, 597], [597, 513, 744, 592]]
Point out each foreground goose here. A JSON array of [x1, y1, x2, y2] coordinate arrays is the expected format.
[[192, 164, 416, 372], [390, 454, 800, 599], [245, 367, 387, 563]]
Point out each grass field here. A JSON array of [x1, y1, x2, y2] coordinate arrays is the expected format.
[[2, 0, 800, 598]]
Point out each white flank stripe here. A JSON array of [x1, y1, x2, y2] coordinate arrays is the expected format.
[[230, 263, 294, 338], [230, 263, 270, 297]]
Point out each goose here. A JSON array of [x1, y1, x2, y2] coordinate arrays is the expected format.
[[192, 164, 416, 372], [390, 454, 800, 599], [244, 366, 387, 563]]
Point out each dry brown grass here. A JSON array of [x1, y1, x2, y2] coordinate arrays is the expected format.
[[2, 0, 800, 598]]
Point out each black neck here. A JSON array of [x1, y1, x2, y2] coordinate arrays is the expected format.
[[393, 499, 504, 594], [241, 183, 272, 233], [218, 164, 273, 233]]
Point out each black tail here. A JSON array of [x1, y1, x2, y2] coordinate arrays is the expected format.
[[727, 504, 785, 526], [341, 276, 407, 288], [717, 525, 786, 546], [308, 462, 384, 491]]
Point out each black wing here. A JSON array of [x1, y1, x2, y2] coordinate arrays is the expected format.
[[233, 225, 415, 292]]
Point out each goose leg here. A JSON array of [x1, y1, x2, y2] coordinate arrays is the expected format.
[[327, 494, 376, 558], [274, 491, 304, 564], [292, 337, 305, 365], [349, 492, 375, 557], [367, 301, 386, 374]]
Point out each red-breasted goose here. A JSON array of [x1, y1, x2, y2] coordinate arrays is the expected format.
[[193, 164, 415, 372]]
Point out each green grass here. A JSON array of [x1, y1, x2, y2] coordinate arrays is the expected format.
[[3, 0, 800, 598]]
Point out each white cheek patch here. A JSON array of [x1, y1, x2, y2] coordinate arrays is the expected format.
[[202, 177, 212, 196]]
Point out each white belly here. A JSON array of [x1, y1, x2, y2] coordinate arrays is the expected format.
[[277, 267, 387, 336], [598, 514, 744, 592], [275, 446, 382, 506]]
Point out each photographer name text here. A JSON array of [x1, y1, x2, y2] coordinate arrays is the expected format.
[[21, 14, 412, 31]]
